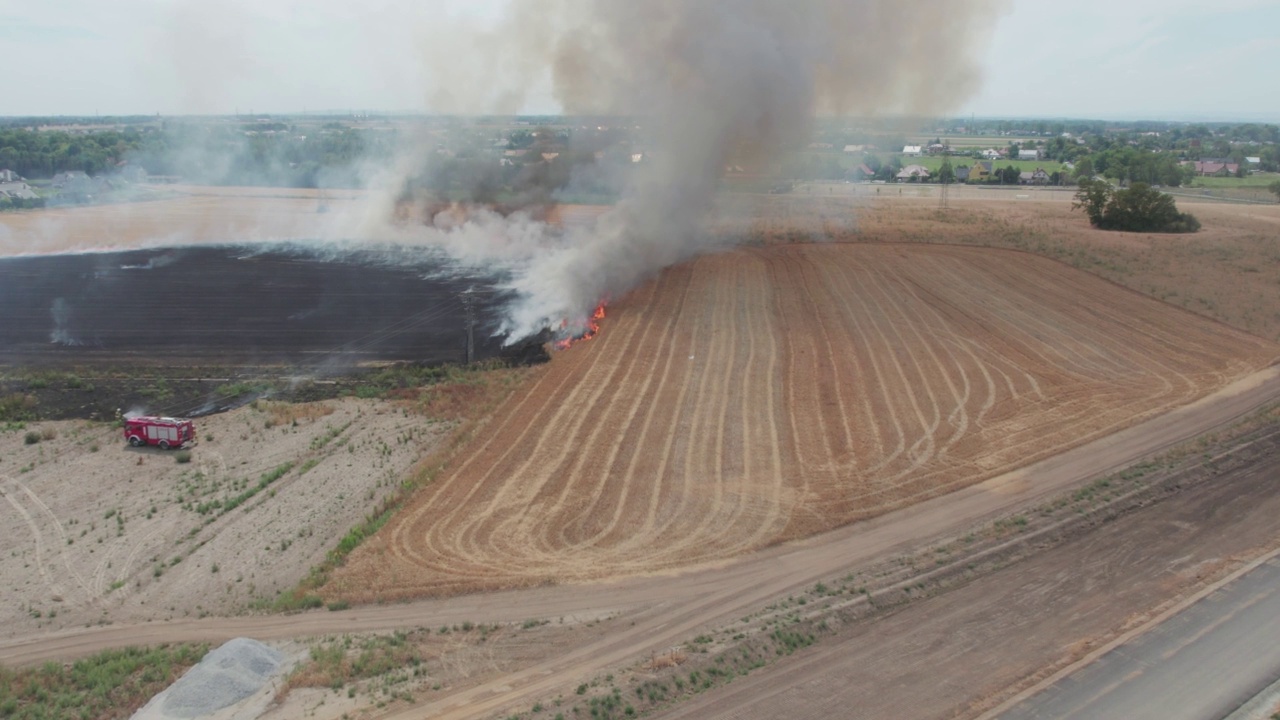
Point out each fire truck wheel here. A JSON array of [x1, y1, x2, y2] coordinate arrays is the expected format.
[[129, 436, 143, 447], [159, 440, 170, 450]]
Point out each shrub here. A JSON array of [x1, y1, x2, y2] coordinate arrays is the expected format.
[[1073, 180, 1199, 233], [41, 427, 57, 441], [174, 450, 192, 464], [24, 430, 41, 445], [1, 393, 38, 422]]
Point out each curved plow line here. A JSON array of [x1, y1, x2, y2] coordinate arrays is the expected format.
[[721, 258, 790, 554], [767, 253, 840, 532], [112, 521, 171, 599], [623, 271, 707, 549], [835, 254, 938, 480], [793, 249, 865, 474], [541, 268, 685, 557], [891, 257, 998, 444], [1, 476, 66, 602], [623, 258, 743, 562], [929, 253, 1120, 381], [443, 291, 664, 576], [792, 250, 859, 473], [874, 258, 973, 462], [964, 253, 1192, 390], [818, 254, 908, 477], [853, 259, 944, 479], [390, 310, 624, 574], [385, 356, 580, 569], [772, 253, 836, 482], [646, 257, 742, 555], [591, 266, 701, 554], [722, 257, 790, 556], [13, 478, 95, 604], [680, 256, 784, 559], [935, 258, 1125, 383], [537, 263, 721, 566]]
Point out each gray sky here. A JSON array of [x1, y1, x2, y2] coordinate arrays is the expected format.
[[1, 0, 1277, 121]]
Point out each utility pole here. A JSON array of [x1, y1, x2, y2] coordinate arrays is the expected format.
[[461, 288, 475, 365]]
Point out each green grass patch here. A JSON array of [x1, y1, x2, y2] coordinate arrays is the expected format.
[[0, 643, 208, 720], [1187, 173, 1277, 188]]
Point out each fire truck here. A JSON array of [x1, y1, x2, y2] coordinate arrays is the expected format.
[[124, 416, 196, 450]]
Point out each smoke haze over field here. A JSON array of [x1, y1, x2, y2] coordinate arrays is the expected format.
[[406, 0, 1006, 340], [0, 1, 1007, 344]]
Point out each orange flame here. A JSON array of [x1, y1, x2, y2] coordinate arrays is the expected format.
[[554, 302, 608, 351]]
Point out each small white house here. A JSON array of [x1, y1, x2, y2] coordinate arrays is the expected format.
[[982, 148, 1002, 160], [1018, 149, 1041, 161], [902, 145, 923, 156]]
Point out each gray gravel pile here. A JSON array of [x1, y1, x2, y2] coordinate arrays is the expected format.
[[131, 638, 286, 719]]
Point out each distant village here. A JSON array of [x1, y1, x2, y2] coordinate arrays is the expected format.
[[0, 162, 158, 209], [1, 114, 1275, 209]]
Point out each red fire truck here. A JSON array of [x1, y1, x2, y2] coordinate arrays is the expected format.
[[124, 416, 196, 450]]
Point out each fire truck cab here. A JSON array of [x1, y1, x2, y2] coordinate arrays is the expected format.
[[124, 416, 196, 450]]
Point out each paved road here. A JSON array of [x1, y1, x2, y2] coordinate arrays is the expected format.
[[998, 556, 1280, 720]]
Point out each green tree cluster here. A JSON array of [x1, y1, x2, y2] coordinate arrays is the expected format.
[[1073, 180, 1200, 233]]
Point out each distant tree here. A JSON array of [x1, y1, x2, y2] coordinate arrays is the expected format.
[[1073, 178, 1112, 226], [1074, 157, 1094, 180], [1073, 180, 1199, 233], [1000, 165, 1019, 184], [937, 157, 955, 184], [1269, 180, 1280, 203]]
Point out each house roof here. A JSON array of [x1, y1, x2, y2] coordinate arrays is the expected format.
[[0, 182, 39, 200], [902, 145, 923, 154], [896, 164, 930, 179], [1194, 161, 1239, 174]]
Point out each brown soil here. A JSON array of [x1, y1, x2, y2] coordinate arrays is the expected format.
[[742, 187, 1280, 342], [657, 425, 1280, 720], [326, 243, 1278, 601], [0, 187, 367, 256]]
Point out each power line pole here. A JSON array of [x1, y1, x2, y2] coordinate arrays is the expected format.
[[461, 288, 475, 365]]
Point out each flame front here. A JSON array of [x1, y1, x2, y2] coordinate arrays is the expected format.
[[554, 302, 608, 351]]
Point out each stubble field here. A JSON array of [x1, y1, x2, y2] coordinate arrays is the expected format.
[[327, 242, 1278, 600]]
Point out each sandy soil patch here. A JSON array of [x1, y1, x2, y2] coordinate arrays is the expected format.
[[0, 188, 370, 256], [0, 397, 446, 637]]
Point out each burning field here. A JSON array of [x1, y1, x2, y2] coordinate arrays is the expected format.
[[325, 243, 1279, 600], [0, 244, 511, 368]]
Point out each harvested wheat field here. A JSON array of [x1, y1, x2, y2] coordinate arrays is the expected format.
[[327, 244, 1278, 600]]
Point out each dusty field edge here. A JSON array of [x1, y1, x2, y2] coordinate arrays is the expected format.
[[829, 236, 1280, 347], [507, 403, 1280, 720], [976, 542, 1280, 720], [278, 365, 539, 609]]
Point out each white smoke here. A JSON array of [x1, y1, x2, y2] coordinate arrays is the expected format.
[[405, 0, 1006, 340]]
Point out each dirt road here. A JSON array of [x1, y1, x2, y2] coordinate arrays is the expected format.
[[659, 427, 1280, 720], [3, 365, 1279, 720]]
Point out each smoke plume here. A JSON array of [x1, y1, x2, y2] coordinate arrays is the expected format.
[[409, 0, 1005, 341]]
